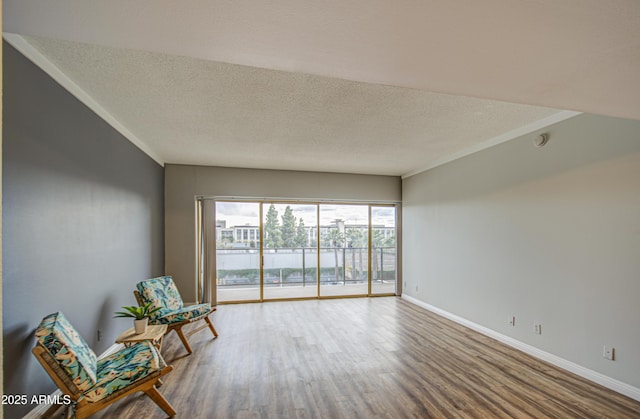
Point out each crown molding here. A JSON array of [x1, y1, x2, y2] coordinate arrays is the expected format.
[[3, 33, 165, 166], [402, 110, 582, 179]]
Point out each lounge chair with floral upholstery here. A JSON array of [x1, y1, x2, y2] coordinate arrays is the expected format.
[[32, 311, 176, 418], [134, 276, 218, 355]]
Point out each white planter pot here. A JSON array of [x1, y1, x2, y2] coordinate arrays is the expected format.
[[134, 318, 148, 334]]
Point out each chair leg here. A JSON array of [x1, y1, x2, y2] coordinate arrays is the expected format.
[[144, 386, 177, 417], [174, 325, 193, 354], [205, 316, 219, 337]]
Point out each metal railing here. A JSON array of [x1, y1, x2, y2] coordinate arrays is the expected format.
[[216, 247, 396, 288]]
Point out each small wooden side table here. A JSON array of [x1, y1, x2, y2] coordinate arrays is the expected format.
[[116, 324, 168, 351]]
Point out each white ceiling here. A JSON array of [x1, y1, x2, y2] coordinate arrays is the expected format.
[[4, 1, 640, 177]]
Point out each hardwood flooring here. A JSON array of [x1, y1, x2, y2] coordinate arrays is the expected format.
[[90, 297, 640, 418]]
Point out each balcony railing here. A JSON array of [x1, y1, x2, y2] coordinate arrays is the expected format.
[[216, 247, 396, 288]]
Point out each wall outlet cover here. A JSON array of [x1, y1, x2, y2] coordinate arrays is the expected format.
[[603, 346, 615, 361]]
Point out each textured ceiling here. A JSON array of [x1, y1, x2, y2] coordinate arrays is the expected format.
[[5, 1, 638, 176], [16, 36, 563, 176]]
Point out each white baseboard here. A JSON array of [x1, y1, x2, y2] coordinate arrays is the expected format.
[[401, 294, 640, 402], [24, 343, 124, 419]]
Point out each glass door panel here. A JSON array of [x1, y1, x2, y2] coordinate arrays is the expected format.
[[263, 203, 318, 300], [319, 204, 369, 297], [215, 201, 261, 302], [214, 200, 397, 302], [371, 206, 397, 295]]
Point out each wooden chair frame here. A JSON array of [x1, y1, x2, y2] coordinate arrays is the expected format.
[[32, 343, 176, 418], [134, 290, 218, 354]]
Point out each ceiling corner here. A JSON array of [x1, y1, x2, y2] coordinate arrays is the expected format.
[[3, 32, 165, 167]]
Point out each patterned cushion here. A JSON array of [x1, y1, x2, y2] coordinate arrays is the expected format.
[[82, 341, 162, 403], [35, 312, 98, 392], [149, 303, 212, 325], [136, 276, 184, 313]]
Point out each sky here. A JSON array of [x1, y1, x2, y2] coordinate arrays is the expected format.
[[215, 202, 396, 228]]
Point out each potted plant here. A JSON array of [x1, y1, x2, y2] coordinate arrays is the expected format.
[[114, 302, 161, 334]]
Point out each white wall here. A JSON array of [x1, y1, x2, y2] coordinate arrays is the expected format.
[[403, 113, 640, 390], [165, 164, 401, 302]]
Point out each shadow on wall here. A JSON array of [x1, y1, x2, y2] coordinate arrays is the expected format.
[[2, 322, 51, 400], [2, 41, 165, 418], [97, 294, 125, 343], [3, 294, 129, 417]]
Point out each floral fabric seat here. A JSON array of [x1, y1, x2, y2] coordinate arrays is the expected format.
[[32, 312, 176, 418], [135, 276, 218, 354], [84, 340, 162, 402], [35, 312, 98, 394], [153, 304, 212, 325]]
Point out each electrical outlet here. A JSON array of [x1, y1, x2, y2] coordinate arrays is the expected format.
[[508, 316, 516, 326], [415, 285, 419, 292], [603, 346, 615, 361], [97, 329, 103, 342], [534, 324, 542, 335]]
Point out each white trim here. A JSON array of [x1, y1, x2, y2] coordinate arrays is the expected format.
[[2, 32, 165, 167], [4, 30, 579, 177], [401, 294, 640, 402], [401, 110, 582, 179], [23, 343, 124, 419], [22, 391, 65, 418]]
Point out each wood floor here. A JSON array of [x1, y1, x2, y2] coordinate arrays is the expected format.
[[90, 297, 640, 418]]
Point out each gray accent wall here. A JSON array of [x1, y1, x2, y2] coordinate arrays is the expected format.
[[403, 113, 640, 389], [2, 42, 164, 417], [165, 164, 401, 302]]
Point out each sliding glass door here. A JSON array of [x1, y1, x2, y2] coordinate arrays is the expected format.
[[318, 204, 369, 297], [214, 200, 397, 302], [262, 203, 318, 300], [371, 206, 397, 295], [215, 202, 261, 302]]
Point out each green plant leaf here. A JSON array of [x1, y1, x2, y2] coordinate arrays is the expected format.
[[114, 302, 163, 320]]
